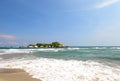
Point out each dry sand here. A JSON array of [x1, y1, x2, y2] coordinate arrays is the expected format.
[[0, 68, 42, 81]]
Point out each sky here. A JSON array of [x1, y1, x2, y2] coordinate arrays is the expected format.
[[0, 0, 120, 46]]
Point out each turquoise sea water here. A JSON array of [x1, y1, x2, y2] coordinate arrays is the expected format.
[[0, 46, 120, 81], [34, 46, 120, 61]]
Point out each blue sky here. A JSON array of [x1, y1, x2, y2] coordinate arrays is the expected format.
[[0, 0, 120, 46]]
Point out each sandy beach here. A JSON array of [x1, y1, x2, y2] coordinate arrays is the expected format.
[[0, 68, 41, 81]]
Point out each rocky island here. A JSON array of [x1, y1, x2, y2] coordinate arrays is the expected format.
[[27, 42, 68, 48]]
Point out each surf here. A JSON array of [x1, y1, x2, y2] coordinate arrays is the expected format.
[[0, 58, 120, 81]]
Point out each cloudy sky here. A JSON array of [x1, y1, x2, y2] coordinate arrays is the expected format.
[[0, 0, 120, 46]]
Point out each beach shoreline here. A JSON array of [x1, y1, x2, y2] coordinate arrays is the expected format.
[[0, 68, 42, 81]]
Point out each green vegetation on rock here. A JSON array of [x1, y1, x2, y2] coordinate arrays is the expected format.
[[28, 42, 68, 48]]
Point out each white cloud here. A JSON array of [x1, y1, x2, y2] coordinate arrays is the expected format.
[[0, 34, 16, 40], [96, 0, 120, 9], [0, 41, 18, 45], [0, 34, 18, 45]]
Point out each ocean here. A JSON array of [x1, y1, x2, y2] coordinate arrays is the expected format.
[[0, 46, 120, 81]]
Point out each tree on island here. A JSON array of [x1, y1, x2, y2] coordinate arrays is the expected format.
[[36, 43, 51, 48], [51, 42, 62, 48], [28, 41, 67, 48]]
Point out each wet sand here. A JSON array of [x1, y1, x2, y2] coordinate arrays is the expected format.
[[0, 68, 42, 81]]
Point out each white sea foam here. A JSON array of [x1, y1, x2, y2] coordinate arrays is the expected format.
[[0, 49, 32, 55], [33, 48, 63, 52], [67, 48, 80, 50], [1, 47, 112, 55], [0, 49, 59, 55], [2, 46, 120, 55], [110, 47, 120, 49], [0, 48, 78, 55], [0, 58, 120, 81], [93, 47, 107, 49]]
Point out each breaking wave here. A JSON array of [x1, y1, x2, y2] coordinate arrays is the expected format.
[[0, 58, 120, 81], [0, 48, 81, 55], [0, 49, 31, 55], [1, 46, 120, 55]]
